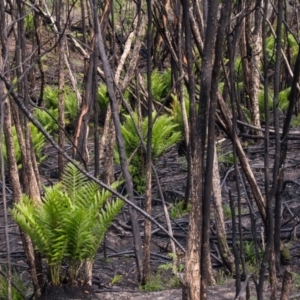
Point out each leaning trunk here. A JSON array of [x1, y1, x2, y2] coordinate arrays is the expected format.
[[212, 145, 235, 273]]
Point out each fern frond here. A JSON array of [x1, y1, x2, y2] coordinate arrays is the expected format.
[[61, 163, 89, 201], [73, 182, 99, 208], [92, 199, 124, 256], [33, 107, 59, 133], [91, 181, 122, 211], [65, 91, 78, 122], [151, 69, 171, 102], [63, 209, 95, 261]]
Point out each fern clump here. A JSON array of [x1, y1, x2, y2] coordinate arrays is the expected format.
[[3, 123, 46, 168], [118, 111, 182, 192], [11, 163, 123, 285], [151, 68, 172, 102], [33, 85, 79, 133]]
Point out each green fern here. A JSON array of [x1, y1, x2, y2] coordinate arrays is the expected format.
[[151, 69, 172, 102], [3, 123, 46, 168], [65, 91, 78, 122], [121, 111, 182, 160], [258, 88, 273, 121], [33, 85, 78, 133], [0, 267, 29, 300], [169, 93, 195, 135], [265, 35, 276, 63], [287, 33, 298, 64], [118, 111, 182, 191], [11, 163, 123, 285], [234, 56, 243, 82], [98, 84, 110, 111], [33, 107, 59, 133], [278, 87, 290, 112]]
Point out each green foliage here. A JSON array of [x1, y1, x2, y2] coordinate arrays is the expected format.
[[24, 13, 34, 37], [170, 200, 190, 219], [3, 123, 46, 168], [257, 87, 290, 119], [265, 35, 276, 63], [278, 87, 291, 112], [110, 274, 123, 285], [291, 272, 299, 289], [223, 203, 232, 220], [234, 56, 243, 82], [139, 273, 164, 292], [265, 32, 298, 65], [97, 84, 128, 117], [215, 269, 233, 285], [243, 241, 257, 266], [33, 85, 78, 133], [158, 253, 184, 274], [142, 253, 184, 289], [97, 84, 109, 112], [242, 241, 263, 272], [292, 114, 300, 127], [287, 33, 299, 64], [258, 88, 273, 120], [218, 151, 234, 166], [281, 244, 291, 263], [0, 268, 29, 300], [118, 111, 182, 192], [169, 93, 191, 135], [151, 69, 172, 102], [33, 106, 59, 133], [64, 91, 79, 122], [11, 163, 123, 285]]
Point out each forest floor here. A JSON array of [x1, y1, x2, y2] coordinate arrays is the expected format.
[[2, 11, 300, 297], [2, 134, 300, 299]]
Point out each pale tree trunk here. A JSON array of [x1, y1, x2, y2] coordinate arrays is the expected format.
[[280, 268, 293, 300], [240, 1, 263, 134], [3, 100, 43, 296], [57, 0, 66, 178], [73, 50, 94, 164], [201, 0, 234, 295], [99, 12, 147, 185], [13, 2, 41, 203], [0, 60, 12, 300], [218, 93, 266, 222], [257, 1, 277, 299], [10, 2, 43, 292], [142, 0, 153, 284], [181, 0, 202, 299], [247, 1, 263, 133], [177, 4, 191, 208], [212, 144, 235, 273]]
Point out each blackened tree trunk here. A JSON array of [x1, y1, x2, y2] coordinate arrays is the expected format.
[[202, 1, 233, 289], [57, 0, 66, 178], [91, 0, 144, 281]]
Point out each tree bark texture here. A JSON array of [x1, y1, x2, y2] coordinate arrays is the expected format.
[[91, 0, 144, 281], [181, 0, 202, 299], [57, 0, 66, 178], [201, 0, 232, 294], [142, 0, 153, 285], [280, 268, 293, 300], [218, 93, 266, 222], [212, 144, 235, 273]]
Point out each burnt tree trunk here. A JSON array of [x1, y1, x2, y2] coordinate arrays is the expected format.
[[91, 0, 144, 281]]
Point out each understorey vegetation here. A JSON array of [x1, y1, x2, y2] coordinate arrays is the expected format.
[[1, 1, 300, 300]]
